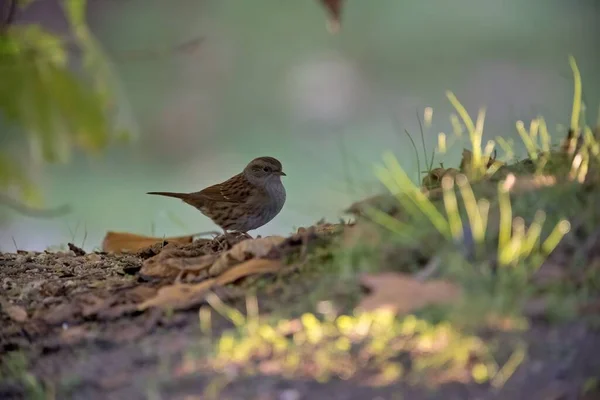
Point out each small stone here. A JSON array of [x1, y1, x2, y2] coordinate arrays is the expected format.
[[3, 304, 28, 322], [279, 389, 301, 400], [43, 297, 61, 305], [86, 253, 101, 262], [2, 278, 14, 291]]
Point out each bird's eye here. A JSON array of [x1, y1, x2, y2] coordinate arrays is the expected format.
[[263, 167, 270, 172]]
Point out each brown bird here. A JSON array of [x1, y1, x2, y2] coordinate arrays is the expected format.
[[147, 156, 287, 233]]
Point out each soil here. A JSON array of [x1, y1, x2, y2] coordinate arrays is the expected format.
[[1, 231, 600, 400]]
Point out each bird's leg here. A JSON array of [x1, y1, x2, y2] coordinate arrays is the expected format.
[[216, 229, 231, 250]]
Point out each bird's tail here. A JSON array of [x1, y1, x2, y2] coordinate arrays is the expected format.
[[146, 191, 190, 200], [147, 191, 204, 208]]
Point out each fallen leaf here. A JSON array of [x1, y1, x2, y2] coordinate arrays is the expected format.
[[136, 238, 214, 261], [139, 235, 284, 280], [459, 148, 498, 171], [226, 236, 285, 261], [422, 167, 460, 190], [103, 309, 162, 342], [80, 286, 159, 320], [209, 236, 285, 276], [356, 272, 462, 314], [140, 243, 215, 279], [79, 293, 108, 317], [138, 258, 281, 311], [60, 326, 97, 345], [3, 304, 28, 322], [41, 303, 80, 325], [96, 304, 140, 320], [97, 372, 131, 390], [214, 258, 282, 285], [508, 174, 557, 193], [102, 231, 194, 253], [137, 280, 216, 311], [127, 285, 159, 301]]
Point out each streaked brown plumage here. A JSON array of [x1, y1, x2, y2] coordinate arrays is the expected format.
[[147, 157, 286, 233]]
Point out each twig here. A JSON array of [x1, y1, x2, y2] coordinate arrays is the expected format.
[[388, 103, 423, 184], [81, 226, 88, 249], [416, 108, 431, 171], [403, 129, 421, 183], [429, 149, 436, 170]]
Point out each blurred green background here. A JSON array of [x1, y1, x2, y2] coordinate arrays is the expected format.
[[1, 0, 599, 251]]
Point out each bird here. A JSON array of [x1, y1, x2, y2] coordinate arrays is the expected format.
[[147, 156, 286, 234]]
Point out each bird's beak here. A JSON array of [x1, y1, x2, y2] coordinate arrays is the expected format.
[[277, 171, 287, 176]]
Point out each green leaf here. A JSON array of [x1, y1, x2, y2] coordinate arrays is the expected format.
[[0, 153, 40, 205], [0, 0, 124, 208], [62, 0, 87, 28], [8, 25, 67, 67]]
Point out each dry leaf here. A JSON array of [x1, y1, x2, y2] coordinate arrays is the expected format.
[[207, 236, 285, 276], [97, 373, 131, 390], [140, 252, 212, 280], [138, 258, 281, 311], [140, 241, 216, 279], [459, 149, 502, 175], [79, 293, 108, 318], [79, 286, 158, 320], [3, 304, 28, 322], [357, 272, 462, 314], [214, 258, 281, 285], [41, 303, 81, 325], [422, 167, 460, 190], [137, 281, 215, 311], [139, 235, 284, 280], [60, 326, 97, 345], [102, 231, 194, 253], [507, 174, 557, 193]]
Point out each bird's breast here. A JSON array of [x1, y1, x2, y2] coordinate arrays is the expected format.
[[265, 181, 286, 212]]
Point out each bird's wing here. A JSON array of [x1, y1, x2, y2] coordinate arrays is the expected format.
[[194, 173, 254, 204]]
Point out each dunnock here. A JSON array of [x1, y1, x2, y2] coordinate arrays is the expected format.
[[147, 157, 286, 233]]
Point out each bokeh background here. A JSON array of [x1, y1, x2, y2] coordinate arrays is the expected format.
[[1, 0, 599, 251]]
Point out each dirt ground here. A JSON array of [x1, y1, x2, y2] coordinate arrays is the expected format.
[[1, 229, 600, 400]]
